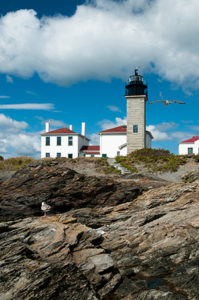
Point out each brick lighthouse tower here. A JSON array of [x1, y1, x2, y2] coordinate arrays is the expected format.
[[125, 68, 148, 154]]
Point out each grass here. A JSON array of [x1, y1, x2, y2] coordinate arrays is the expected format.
[[0, 156, 35, 171], [115, 148, 187, 173], [95, 158, 121, 174], [0, 150, 188, 174]]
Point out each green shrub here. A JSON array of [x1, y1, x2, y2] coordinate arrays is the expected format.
[[115, 149, 186, 173]]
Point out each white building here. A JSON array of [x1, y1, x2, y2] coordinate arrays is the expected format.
[[99, 125, 153, 158], [41, 122, 89, 159], [179, 136, 199, 155]]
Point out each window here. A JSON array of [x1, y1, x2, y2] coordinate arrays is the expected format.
[[45, 153, 50, 157], [117, 151, 120, 156], [102, 154, 107, 158], [188, 147, 193, 154], [57, 137, 61, 146], [133, 125, 138, 133], [57, 153, 61, 158], [68, 136, 73, 146], [91, 154, 95, 157], [68, 154, 73, 158], [46, 136, 50, 146]]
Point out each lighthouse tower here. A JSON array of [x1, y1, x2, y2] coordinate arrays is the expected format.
[[125, 68, 148, 154]]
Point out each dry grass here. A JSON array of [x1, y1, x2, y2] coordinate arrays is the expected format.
[[0, 156, 35, 171]]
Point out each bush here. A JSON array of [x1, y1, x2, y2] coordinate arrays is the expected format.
[[115, 149, 186, 173]]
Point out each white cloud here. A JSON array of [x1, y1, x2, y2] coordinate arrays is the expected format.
[[50, 119, 68, 127], [170, 131, 195, 141], [5, 133, 40, 156], [0, 103, 54, 110], [156, 122, 178, 131], [98, 116, 126, 130], [0, 140, 8, 153], [88, 133, 100, 145], [45, 119, 67, 128], [107, 105, 122, 112], [6, 75, 13, 83], [0, 113, 28, 131], [36, 116, 67, 129], [147, 123, 195, 142], [0, 95, 10, 99], [189, 125, 199, 131], [147, 125, 170, 141], [0, 113, 40, 158], [0, 1, 198, 87]]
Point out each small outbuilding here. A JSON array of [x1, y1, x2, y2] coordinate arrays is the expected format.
[[179, 136, 199, 155]]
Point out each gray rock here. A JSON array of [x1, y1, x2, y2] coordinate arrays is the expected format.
[[1, 163, 199, 299]]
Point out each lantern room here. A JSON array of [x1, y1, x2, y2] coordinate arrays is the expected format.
[[125, 68, 148, 98]]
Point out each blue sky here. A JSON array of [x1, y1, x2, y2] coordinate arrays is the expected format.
[[0, 0, 199, 157]]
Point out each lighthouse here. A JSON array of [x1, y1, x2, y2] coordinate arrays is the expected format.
[[125, 68, 148, 154]]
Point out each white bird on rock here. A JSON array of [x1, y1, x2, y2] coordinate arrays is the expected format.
[[41, 202, 51, 216], [149, 100, 185, 106]]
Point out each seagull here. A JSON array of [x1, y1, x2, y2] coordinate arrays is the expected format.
[[149, 100, 185, 106], [41, 201, 51, 216]]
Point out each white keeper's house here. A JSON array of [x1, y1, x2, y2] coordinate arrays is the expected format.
[[179, 136, 199, 155], [41, 122, 90, 159], [40, 69, 153, 158]]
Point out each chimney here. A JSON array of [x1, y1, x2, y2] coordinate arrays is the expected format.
[[81, 122, 86, 136], [69, 124, 73, 130], [45, 121, 50, 133]]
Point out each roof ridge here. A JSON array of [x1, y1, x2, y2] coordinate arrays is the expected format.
[[180, 136, 199, 143], [99, 125, 127, 133]]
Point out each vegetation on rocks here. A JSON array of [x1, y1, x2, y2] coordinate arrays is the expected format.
[[181, 171, 199, 183], [95, 158, 121, 174], [116, 148, 187, 173], [0, 156, 35, 171], [194, 154, 199, 162]]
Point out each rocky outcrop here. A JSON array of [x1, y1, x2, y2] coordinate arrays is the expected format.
[[0, 160, 167, 221], [1, 180, 199, 299]]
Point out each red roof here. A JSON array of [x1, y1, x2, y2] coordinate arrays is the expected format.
[[99, 125, 127, 134], [180, 136, 199, 144], [42, 127, 77, 135], [81, 146, 100, 153], [84, 152, 100, 155]]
